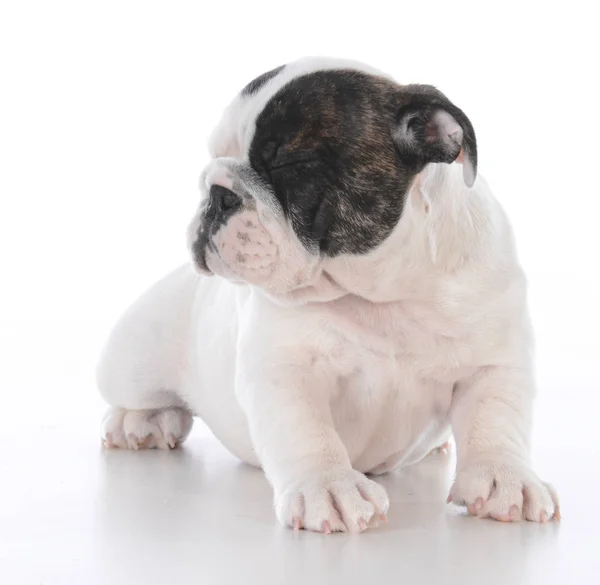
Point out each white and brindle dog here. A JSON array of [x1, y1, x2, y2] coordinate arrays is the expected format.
[[98, 57, 559, 533]]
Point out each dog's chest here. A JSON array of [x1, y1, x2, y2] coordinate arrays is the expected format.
[[320, 295, 476, 377], [316, 297, 475, 470]]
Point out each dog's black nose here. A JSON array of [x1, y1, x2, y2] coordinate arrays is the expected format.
[[210, 184, 241, 213], [205, 185, 242, 225]]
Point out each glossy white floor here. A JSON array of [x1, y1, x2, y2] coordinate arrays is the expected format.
[[1, 290, 598, 585]]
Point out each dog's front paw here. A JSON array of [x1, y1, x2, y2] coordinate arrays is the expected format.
[[275, 468, 389, 533], [449, 460, 560, 522]]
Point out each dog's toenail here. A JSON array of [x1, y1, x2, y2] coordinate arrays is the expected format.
[[510, 505, 520, 521]]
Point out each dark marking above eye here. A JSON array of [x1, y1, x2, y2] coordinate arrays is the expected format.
[[241, 65, 285, 96]]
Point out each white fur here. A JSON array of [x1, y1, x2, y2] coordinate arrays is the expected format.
[[98, 59, 559, 532]]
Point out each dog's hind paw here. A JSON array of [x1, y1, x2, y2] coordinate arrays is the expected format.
[[101, 407, 193, 450]]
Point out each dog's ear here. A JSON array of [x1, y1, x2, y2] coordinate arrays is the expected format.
[[393, 85, 477, 187]]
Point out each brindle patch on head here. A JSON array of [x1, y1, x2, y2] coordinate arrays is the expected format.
[[248, 70, 409, 256]]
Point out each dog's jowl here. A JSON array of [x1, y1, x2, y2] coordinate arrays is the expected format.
[[97, 57, 559, 533]]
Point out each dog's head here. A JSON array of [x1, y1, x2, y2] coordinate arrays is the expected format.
[[188, 58, 477, 302]]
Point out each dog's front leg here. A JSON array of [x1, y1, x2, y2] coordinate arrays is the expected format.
[[236, 361, 389, 533], [449, 365, 560, 522]]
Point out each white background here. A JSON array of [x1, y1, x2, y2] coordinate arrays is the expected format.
[[0, 1, 598, 446], [1, 3, 600, 584]]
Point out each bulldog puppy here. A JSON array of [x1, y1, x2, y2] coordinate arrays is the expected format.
[[98, 57, 559, 532]]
